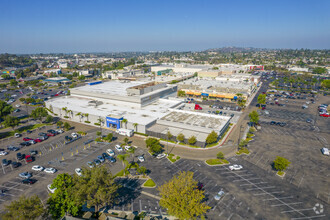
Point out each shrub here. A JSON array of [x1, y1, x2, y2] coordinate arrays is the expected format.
[[63, 116, 69, 119], [94, 123, 101, 126], [216, 152, 224, 159], [84, 121, 90, 123]]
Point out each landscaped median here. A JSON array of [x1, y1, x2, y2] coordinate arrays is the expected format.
[[276, 171, 286, 178], [0, 123, 50, 139], [167, 153, 181, 163], [205, 158, 229, 166], [236, 147, 250, 155], [142, 178, 156, 188]]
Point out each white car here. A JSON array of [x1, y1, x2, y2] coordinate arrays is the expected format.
[[115, 145, 123, 152], [71, 133, 78, 138], [28, 140, 36, 144], [0, 151, 8, 156], [47, 184, 57, 193], [44, 168, 57, 174], [15, 104, 21, 108], [32, 165, 44, 171], [106, 149, 115, 157], [214, 190, 225, 200], [321, 148, 329, 156], [138, 156, 145, 162], [156, 153, 166, 159], [14, 133, 21, 138], [56, 129, 64, 134], [229, 164, 243, 171], [124, 145, 131, 151], [75, 168, 82, 176]]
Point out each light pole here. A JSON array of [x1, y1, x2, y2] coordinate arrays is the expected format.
[[166, 128, 169, 155]]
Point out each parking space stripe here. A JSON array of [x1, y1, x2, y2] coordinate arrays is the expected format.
[[290, 215, 326, 220], [281, 208, 313, 214], [271, 202, 303, 207], [263, 196, 293, 201], [247, 186, 275, 191], [240, 182, 267, 186], [0, 185, 23, 192]]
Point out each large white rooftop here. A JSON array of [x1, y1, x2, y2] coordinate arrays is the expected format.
[[47, 96, 181, 125], [71, 81, 146, 97]]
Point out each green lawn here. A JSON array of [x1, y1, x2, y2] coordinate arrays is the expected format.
[[205, 159, 223, 165], [143, 179, 156, 187]]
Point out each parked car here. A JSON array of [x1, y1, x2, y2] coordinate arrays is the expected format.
[[214, 190, 225, 200], [156, 153, 166, 159], [87, 162, 94, 168], [7, 146, 19, 151], [39, 132, 48, 136], [75, 168, 82, 176], [34, 138, 42, 143], [14, 133, 22, 138], [26, 130, 32, 134], [16, 153, 25, 160], [0, 151, 8, 156], [2, 159, 9, 166], [22, 179, 37, 185], [71, 133, 78, 138], [25, 155, 33, 163], [32, 165, 44, 171], [23, 137, 32, 141], [27, 140, 36, 145], [30, 150, 38, 155], [38, 136, 48, 141], [106, 149, 115, 156], [44, 168, 57, 174], [20, 142, 31, 147], [138, 155, 145, 162], [56, 129, 64, 134], [93, 159, 101, 166], [19, 172, 32, 179], [321, 148, 329, 156], [11, 161, 21, 168], [107, 157, 116, 163], [229, 164, 243, 171], [115, 145, 123, 152], [97, 155, 105, 163], [124, 145, 131, 151]]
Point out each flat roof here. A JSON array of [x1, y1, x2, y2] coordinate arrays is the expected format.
[[70, 80, 147, 97], [46, 96, 181, 126]]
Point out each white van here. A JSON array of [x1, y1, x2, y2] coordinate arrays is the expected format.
[[115, 128, 134, 137], [321, 148, 329, 156]]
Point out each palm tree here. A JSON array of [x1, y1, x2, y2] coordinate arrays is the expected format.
[[62, 107, 68, 117], [76, 112, 82, 122], [84, 113, 89, 122], [133, 123, 138, 132], [67, 110, 73, 118], [117, 154, 129, 172], [97, 117, 104, 134], [128, 147, 135, 162], [122, 118, 127, 129]]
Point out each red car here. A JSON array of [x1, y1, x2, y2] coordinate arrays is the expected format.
[[320, 113, 330, 117], [34, 138, 42, 143], [47, 133, 55, 136], [54, 94, 59, 96], [25, 155, 33, 163], [23, 137, 32, 141]]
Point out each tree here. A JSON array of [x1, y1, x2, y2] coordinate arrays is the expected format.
[[3, 116, 20, 131], [97, 117, 104, 132], [216, 152, 224, 159], [133, 123, 138, 132], [74, 166, 120, 213], [158, 171, 210, 220], [30, 107, 48, 123], [312, 67, 327, 74], [127, 147, 135, 162], [188, 136, 197, 145], [78, 75, 85, 81], [121, 118, 127, 129], [273, 156, 291, 171], [47, 173, 81, 219], [257, 94, 266, 104], [167, 131, 173, 141], [137, 166, 147, 176], [76, 112, 82, 122], [96, 131, 102, 136], [84, 113, 89, 121], [2, 195, 46, 219], [177, 133, 185, 143], [9, 79, 18, 87], [145, 137, 163, 154], [64, 122, 71, 131], [123, 137, 129, 145], [206, 131, 218, 145], [57, 120, 63, 128], [248, 110, 259, 125], [321, 79, 330, 89], [45, 115, 53, 123], [104, 133, 113, 142], [0, 100, 14, 127], [117, 154, 129, 170], [177, 90, 186, 97], [239, 139, 249, 148], [62, 107, 68, 117]]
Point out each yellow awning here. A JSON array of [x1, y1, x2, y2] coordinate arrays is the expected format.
[[216, 94, 226, 98], [185, 91, 194, 95], [194, 92, 201, 95], [209, 93, 217, 97], [225, 95, 235, 99]]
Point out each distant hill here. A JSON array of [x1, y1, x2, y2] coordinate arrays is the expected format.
[[204, 47, 270, 53]]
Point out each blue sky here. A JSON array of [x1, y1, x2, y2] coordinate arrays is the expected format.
[[0, 0, 329, 53]]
